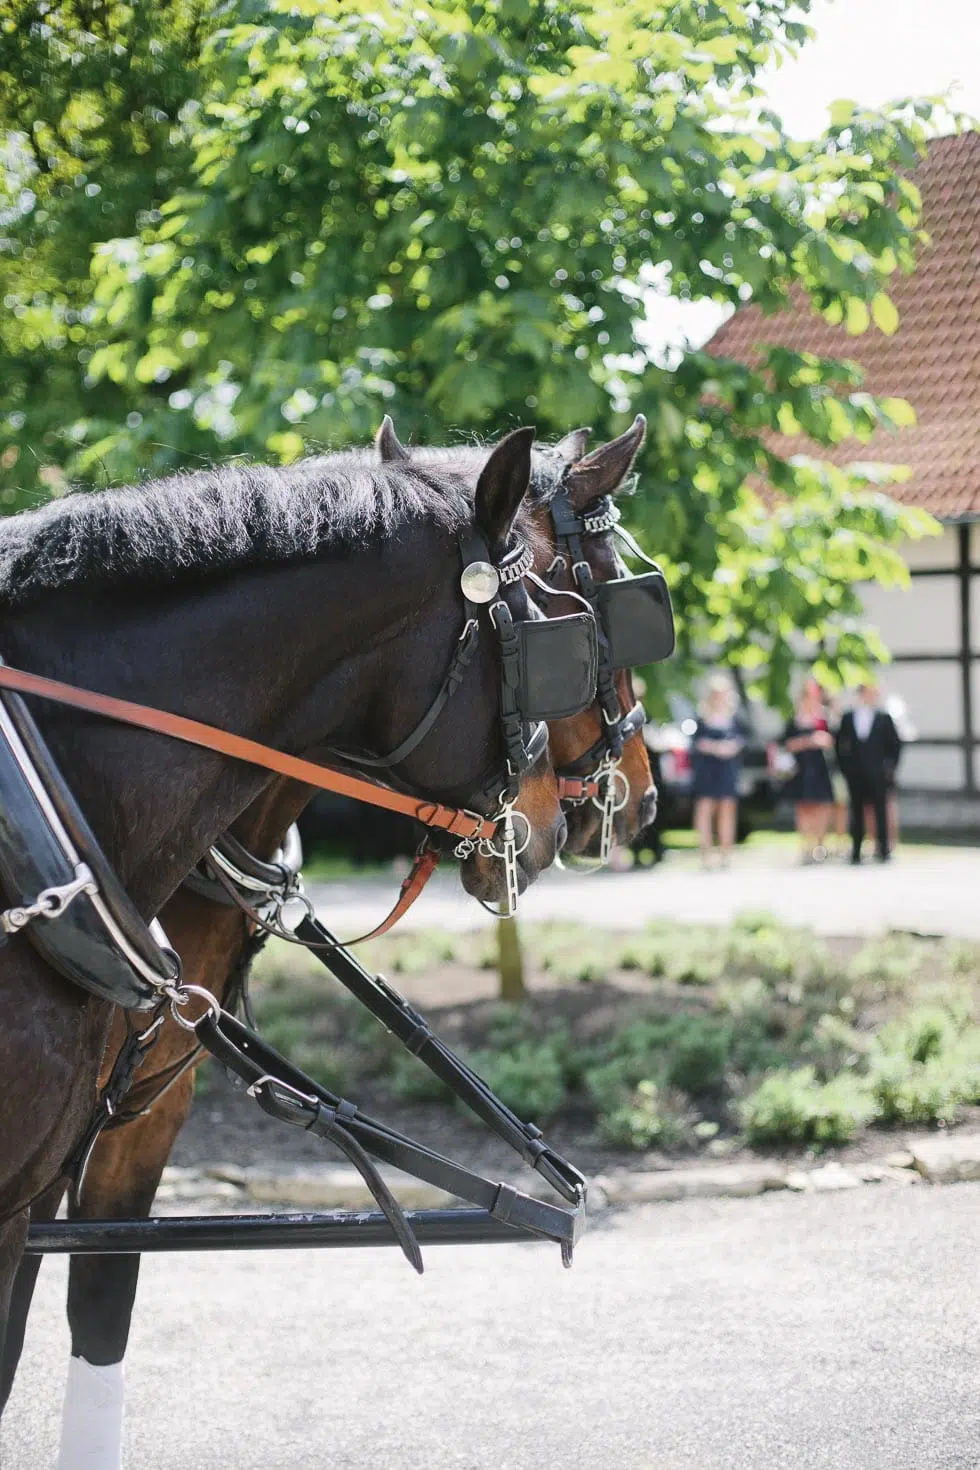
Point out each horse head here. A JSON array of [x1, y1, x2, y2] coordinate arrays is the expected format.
[[376, 416, 659, 860]]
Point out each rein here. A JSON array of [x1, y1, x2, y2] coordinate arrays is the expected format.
[[0, 664, 499, 846]]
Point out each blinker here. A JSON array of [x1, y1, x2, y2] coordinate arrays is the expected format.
[[460, 561, 500, 604], [596, 568, 675, 668]]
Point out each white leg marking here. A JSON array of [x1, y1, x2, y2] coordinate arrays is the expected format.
[[56, 1355, 124, 1470]]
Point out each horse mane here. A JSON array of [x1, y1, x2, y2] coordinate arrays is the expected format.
[[0, 453, 482, 609]]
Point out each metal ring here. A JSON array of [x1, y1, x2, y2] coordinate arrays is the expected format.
[[273, 890, 316, 933], [480, 808, 531, 859], [168, 984, 222, 1032], [591, 766, 630, 816]]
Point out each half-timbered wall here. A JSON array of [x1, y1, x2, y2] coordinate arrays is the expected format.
[[860, 524, 978, 803]]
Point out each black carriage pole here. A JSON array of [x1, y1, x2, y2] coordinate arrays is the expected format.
[[25, 1209, 550, 1256]]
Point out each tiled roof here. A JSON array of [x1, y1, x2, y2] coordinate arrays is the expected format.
[[706, 133, 980, 521]]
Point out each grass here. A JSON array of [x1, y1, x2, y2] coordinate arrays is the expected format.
[[246, 916, 980, 1155]]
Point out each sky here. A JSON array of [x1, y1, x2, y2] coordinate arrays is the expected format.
[[639, 0, 980, 355]]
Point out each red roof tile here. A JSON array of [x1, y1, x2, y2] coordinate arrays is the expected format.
[[706, 133, 980, 521]]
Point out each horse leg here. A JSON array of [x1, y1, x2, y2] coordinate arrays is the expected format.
[[0, 1210, 31, 1445], [58, 1073, 195, 1470], [0, 1180, 67, 1412]]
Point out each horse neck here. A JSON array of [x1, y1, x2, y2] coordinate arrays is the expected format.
[[0, 538, 439, 914]]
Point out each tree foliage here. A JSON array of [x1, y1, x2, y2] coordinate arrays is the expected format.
[[0, 0, 958, 704]]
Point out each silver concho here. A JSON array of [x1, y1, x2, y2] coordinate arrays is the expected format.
[[460, 561, 500, 604]]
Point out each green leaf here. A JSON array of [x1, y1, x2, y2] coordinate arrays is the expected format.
[[845, 298, 871, 336], [871, 293, 900, 336]]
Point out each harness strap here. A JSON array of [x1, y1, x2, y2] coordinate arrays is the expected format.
[[555, 775, 601, 803], [548, 488, 624, 752], [326, 617, 479, 771], [194, 1007, 584, 1268], [197, 1009, 424, 1272], [0, 665, 497, 844], [556, 702, 647, 782], [291, 912, 585, 1201]]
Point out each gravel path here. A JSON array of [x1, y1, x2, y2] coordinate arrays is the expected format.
[[7, 1182, 979, 1469], [309, 844, 980, 940]]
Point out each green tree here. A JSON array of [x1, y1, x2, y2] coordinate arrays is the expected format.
[[0, 0, 960, 702]]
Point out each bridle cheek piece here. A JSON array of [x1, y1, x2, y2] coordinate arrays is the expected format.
[[545, 485, 675, 863]]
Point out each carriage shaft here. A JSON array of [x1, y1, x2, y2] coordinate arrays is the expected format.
[[25, 1208, 544, 1255]]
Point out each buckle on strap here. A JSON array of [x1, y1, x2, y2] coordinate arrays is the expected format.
[[0, 862, 98, 935]]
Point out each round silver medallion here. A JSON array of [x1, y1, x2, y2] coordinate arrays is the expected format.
[[460, 560, 500, 604]]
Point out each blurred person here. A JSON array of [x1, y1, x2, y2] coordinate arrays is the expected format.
[[691, 672, 744, 869], [865, 693, 916, 853], [824, 691, 851, 859], [835, 682, 903, 865], [783, 679, 835, 863]]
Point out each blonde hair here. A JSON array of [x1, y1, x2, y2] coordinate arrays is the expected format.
[[700, 672, 737, 719]]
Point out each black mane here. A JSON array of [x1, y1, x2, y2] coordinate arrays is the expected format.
[[0, 454, 476, 609]]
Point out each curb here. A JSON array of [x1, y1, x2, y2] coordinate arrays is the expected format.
[[157, 1134, 980, 1211]]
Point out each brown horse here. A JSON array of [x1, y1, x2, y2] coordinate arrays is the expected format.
[[0, 431, 572, 1451], [3, 425, 659, 1463], [386, 415, 656, 856]]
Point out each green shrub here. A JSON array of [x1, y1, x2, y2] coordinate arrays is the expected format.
[[868, 1053, 964, 1126], [388, 1051, 453, 1104], [730, 910, 782, 936], [484, 1003, 531, 1052], [583, 1013, 733, 1115], [867, 1005, 980, 1124], [598, 1081, 695, 1150], [739, 1067, 876, 1146], [944, 938, 980, 980], [847, 933, 926, 993], [465, 1039, 568, 1122]]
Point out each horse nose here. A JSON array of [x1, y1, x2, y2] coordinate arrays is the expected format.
[[638, 785, 659, 831]]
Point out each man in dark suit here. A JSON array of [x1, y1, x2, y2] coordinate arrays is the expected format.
[[835, 683, 902, 864]]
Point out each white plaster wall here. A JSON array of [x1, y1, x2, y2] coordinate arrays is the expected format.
[[859, 575, 958, 656], [885, 660, 961, 740], [904, 528, 959, 571], [898, 743, 966, 790]]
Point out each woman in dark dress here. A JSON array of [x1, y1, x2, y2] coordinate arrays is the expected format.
[[692, 673, 744, 869], [784, 679, 834, 863]]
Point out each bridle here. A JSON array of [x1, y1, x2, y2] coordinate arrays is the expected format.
[[540, 483, 669, 862]]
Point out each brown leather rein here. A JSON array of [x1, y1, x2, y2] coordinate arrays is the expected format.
[[0, 665, 499, 844]]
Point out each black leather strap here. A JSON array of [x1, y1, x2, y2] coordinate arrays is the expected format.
[[194, 1007, 584, 1268], [328, 617, 480, 771], [548, 488, 624, 753], [556, 702, 647, 780], [294, 914, 586, 1203]]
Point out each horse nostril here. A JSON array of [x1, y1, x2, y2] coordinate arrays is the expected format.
[[638, 787, 659, 830]]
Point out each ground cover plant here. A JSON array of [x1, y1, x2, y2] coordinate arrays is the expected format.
[[245, 914, 980, 1156]]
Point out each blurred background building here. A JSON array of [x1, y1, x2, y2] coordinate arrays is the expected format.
[[706, 133, 980, 828]]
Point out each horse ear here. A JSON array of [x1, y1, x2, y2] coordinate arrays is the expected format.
[[565, 414, 647, 508], [474, 426, 535, 552], [553, 427, 592, 463], [375, 415, 410, 462]]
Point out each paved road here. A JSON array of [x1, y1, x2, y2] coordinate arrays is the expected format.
[[6, 1183, 979, 1468], [310, 844, 980, 940]]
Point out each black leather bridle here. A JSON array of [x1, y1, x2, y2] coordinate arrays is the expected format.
[[538, 486, 649, 858]]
